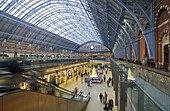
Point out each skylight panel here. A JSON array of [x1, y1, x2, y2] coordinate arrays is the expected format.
[[26, 0, 44, 10], [0, 0, 12, 11], [8, 4, 21, 15], [1, 0, 102, 45]]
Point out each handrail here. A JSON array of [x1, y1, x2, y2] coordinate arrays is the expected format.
[[0, 73, 90, 101], [111, 58, 170, 111], [111, 59, 170, 77], [111, 59, 170, 95]]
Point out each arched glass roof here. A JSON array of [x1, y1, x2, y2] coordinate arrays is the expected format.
[[76, 41, 110, 53], [0, 0, 155, 55], [0, 0, 102, 45]]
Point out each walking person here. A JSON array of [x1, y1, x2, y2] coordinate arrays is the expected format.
[[81, 73, 83, 83], [99, 92, 103, 103], [103, 103, 109, 111], [103, 75, 106, 82], [104, 92, 108, 104], [107, 79, 110, 87], [76, 74, 78, 81], [105, 70, 107, 75], [108, 99, 114, 111]]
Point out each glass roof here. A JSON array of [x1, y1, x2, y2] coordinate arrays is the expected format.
[[0, 0, 102, 45], [77, 41, 110, 52]]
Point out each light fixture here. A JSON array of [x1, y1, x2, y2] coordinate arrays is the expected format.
[[90, 45, 94, 50]]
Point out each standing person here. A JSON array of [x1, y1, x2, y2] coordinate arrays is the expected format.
[[50, 76, 56, 85], [73, 87, 78, 95], [99, 93, 103, 103], [103, 75, 106, 82], [81, 73, 83, 83], [87, 74, 92, 87]]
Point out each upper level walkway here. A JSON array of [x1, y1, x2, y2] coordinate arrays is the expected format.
[[60, 70, 117, 111]]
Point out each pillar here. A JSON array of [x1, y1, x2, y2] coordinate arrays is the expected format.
[[137, 88, 144, 111], [158, 39, 162, 68], [168, 44, 170, 70], [120, 82, 126, 111], [65, 69, 68, 85], [115, 68, 119, 106], [120, 82, 134, 111]]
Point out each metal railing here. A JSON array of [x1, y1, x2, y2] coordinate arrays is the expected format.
[[111, 59, 170, 111], [0, 72, 90, 102]]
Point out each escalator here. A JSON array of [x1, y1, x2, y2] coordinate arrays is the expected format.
[[0, 72, 90, 111]]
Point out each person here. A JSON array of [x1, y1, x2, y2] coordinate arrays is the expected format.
[[73, 87, 78, 94], [107, 77, 112, 87], [109, 77, 112, 82], [99, 93, 103, 103], [107, 79, 109, 87], [103, 75, 106, 82], [87, 79, 92, 87], [50, 76, 57, 85], [76, 74, 78, 81], [103, 103, 109, 111], [87, 74, 92, 87], [81, 73, 83, 83], [108, 99, 114, 111], [48, 85, 55, 95], [103, 92, 108, 104]]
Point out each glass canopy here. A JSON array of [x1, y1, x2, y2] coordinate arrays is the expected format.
[[0, 0, 102, 45], [77, 41, 110, 52]]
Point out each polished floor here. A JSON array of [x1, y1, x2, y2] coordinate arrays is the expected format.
[[60, 70, 117, 111]]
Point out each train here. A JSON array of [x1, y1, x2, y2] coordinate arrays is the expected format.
[[0, 55, 88, 73]]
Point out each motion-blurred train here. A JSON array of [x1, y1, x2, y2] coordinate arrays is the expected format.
[[0, 53, 87, 73]]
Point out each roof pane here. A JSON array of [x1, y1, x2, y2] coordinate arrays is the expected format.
[[0, 0, 12, 11], [0, 0, 102, 45]]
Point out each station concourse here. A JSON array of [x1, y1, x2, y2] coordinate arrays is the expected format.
[[0, 0, 170, 111], [60, 66, 117, 111]]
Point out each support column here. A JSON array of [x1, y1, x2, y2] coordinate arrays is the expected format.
[[132, 40, 138, 61], [158, 39, 162, 68], [137, 88, 144, 111], [115, 69, 119, 106], [65, 69, 68, 85], [155, 28, 159, 68], [168, 44, 170, 70], [2, 39, 6, 59], [120, 82, 126, 111], [120, 81, 134, 111], [111, 62, 115, 90], [56, 71, 59, 85]]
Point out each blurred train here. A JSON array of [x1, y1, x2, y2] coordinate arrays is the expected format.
[[0, 53, 88, 73]]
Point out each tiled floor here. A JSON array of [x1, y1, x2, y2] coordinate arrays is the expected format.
[[60, 70, 117, 111]]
